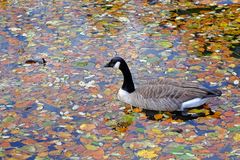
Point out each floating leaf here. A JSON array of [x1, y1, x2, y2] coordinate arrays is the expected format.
[[115, 126, 128, 132], [64, 150, 73, 157], [42, 121, 54, 127], [121, 114, 135, 125], [137, 149, 158, 159], [20, 145, 36, 153], [85, 144, 98, 150], [74, 61, 88, 67], [3, 116, 15, 123], [132, 107, 142, 113], [154, 114, 163, 120], [80, 123, 96, 131], [136, 128, 145, 133], [156, 40, 173, 48], [233, 133, 240, 142], [211, 111, 221, 118], [229, 126, 240, 132]]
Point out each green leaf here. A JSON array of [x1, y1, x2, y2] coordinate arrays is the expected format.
[[147, 57, 160, 63], [3, 116, 15, 123], [20, 145, 36, 153], [187, 23, 200, 29], [85, 144, 98, 150], [91, 141, 102, 146], [42, 121, 54, 127], [121, 114, 134, 124], [0, 151, 5, 157], [74, 61, 88, 67], [136, 128, 145, 133], [171, 145, 185, 153], [229, 126, 240, 132], [156, 40, 173, 48]]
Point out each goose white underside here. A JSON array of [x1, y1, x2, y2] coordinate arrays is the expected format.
[[118, 88, 132, 104], [118, 89, 209, 111], [180, 98, 209, 111]]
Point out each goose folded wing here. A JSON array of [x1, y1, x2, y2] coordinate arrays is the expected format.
[[136, 85, 207, 99], [134, 84, 212, 111], [146, 78, 202, 88]]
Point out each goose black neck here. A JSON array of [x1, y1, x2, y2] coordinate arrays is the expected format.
[[119, 61, 135, 93]]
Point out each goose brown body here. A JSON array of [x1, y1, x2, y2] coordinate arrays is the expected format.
[[123, 78, 220, 111]]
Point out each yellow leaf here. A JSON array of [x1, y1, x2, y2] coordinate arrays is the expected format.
[[236, 17, 240, 23], [203, 109, 210, 116], [64, 150, 72, 157], [151, 128, 162, 134], [188, 109, 203, 114], [233, 133, 240, 142], [38, 152, 48, 157], [58, 132, 72, 139], [11, 129, 20, 134], [137, 149, 158, 159], [167, 68, 175, 72], [229, 64, 236, 68], [220, 22, 228, 27], [151, 128, 164, 138], [65, 124, 74, 131], [85, 144, 98, 150], [80, 123, 96, 131], [212, 55, 221, 60]]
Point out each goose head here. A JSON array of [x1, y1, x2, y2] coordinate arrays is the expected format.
[[104, 56, 125, 69], [105, 57, 135, 93]]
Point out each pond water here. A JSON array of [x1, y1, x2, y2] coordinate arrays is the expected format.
[[0, 0, 240, 159]]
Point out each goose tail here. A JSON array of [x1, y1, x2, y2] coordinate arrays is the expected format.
[[206, 88, 222, 97]]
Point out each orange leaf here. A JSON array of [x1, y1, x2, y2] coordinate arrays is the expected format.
[[175, 137, 185, 143], [132, 107, 142, 113], [224, 111, 234, 117], [154, 114, 163, 120], [22, 139, 37, 145], [38, 152, 48, 157], [0, 99, 7, 104], [212, 111, 221, 118], [103, 118, 110, 122], [165, 118, 173, 123], [116, 127, 128, 132], [0, 141, 11, 148]]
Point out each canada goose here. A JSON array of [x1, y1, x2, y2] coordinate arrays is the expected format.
[[104, 57, 222, 117]]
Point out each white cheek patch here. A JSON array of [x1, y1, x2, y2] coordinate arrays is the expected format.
[[113, 61, 120, 69]]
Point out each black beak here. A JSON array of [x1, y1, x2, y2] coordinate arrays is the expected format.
[[104, 62, 111, 67]]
